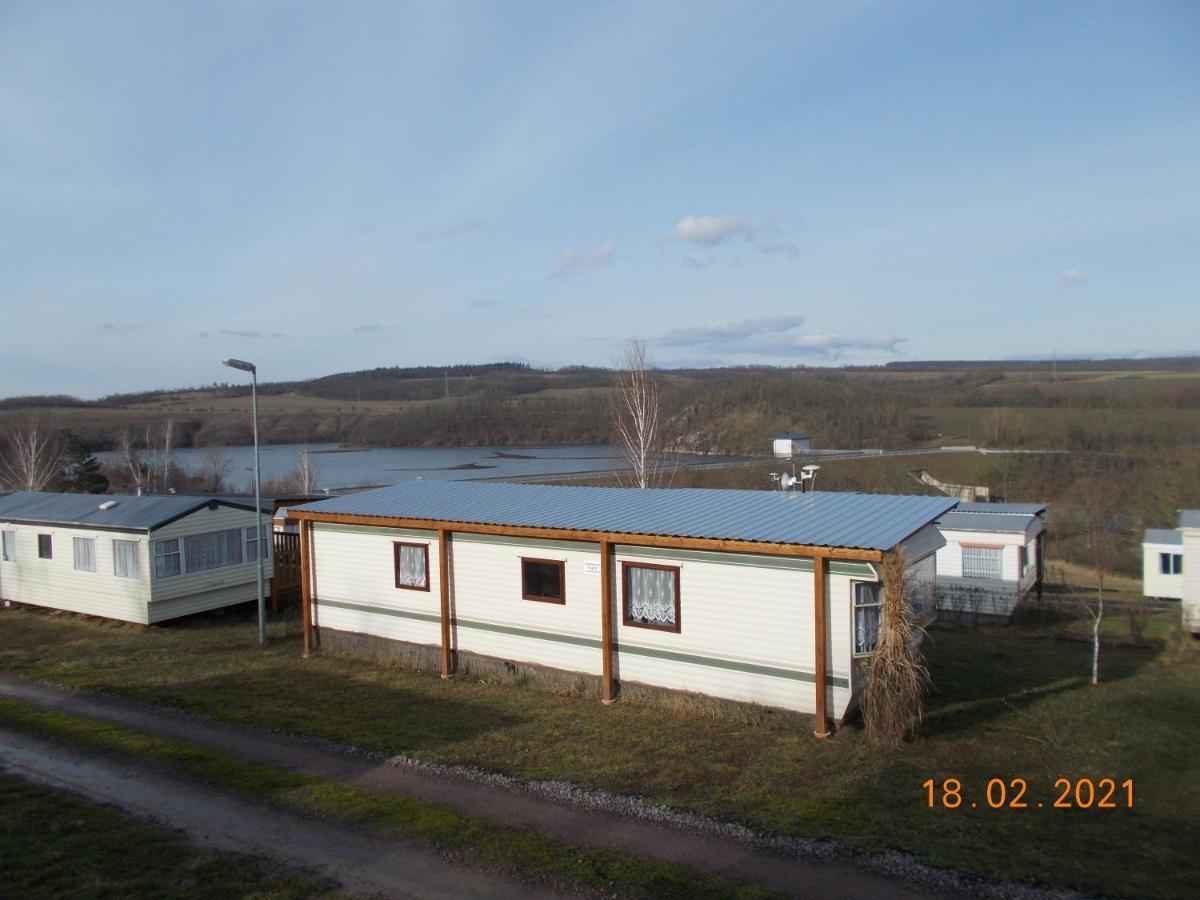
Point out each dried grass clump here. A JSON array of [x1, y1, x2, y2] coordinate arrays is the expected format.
[[862, 551, 930, 750]]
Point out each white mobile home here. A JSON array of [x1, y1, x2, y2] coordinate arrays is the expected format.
[[1170, 510, 1200, 635], [933, 502, 1046, 620], [772, 432, 811, 456], [1142, 528, 1184, 600], [0, 492, 272, 624], [289, 481, 955, 734]]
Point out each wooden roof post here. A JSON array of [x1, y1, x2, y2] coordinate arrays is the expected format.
[[813, 555, 831, 739], [300, 519, 313, 659], [439, 528, 453, 679], [600, 538, 615, 704]]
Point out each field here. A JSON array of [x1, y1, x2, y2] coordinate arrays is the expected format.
[[1, 604, 1197, 898]]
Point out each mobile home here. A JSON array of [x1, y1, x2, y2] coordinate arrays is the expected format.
[[289, 481, 955, 733], [1142, 528, 1184, 600], [1183, 510, 1200, 635], [0, 492, 272, 624], [933, 502, 1046, 620]]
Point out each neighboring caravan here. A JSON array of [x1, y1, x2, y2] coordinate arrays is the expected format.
[[1182, 510, 1200, 635], [1142, 528, 1184, 600], [289, 480, 955, 733], [0, 492, 272, 624], [933, 502, 1046, 620]]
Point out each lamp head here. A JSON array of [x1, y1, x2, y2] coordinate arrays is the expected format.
[[222, 358, 256, 374]]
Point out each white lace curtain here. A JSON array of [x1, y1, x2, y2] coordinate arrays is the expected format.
[[627, 566, 676, 626], [854, 583, 881, 654], [185, 528, 243, 573], [397, 544, 427, 588], [113, 539, 139, 579]]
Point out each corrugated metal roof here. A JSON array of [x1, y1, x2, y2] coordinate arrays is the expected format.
[[955, 502, 1047, 515], [0, 492, 256, 531], [1179, 510, 1200, 529], [1144, 528, 1183, 546], [938, 510, 1039, 534], [293, 481, 957, 551]]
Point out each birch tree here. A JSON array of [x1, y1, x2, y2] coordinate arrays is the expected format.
[[0, 418, 66, 492], [611, 340, 669, 489], [1074, 461, 1120, 685]]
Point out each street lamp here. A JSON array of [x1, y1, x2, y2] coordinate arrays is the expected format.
[[222, 357, 266, 646]]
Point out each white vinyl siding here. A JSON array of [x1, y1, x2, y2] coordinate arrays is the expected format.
[[113, 539, 140, 578], [73, 537, 97, 573], [962, 546, 1003, 580], [2, 530, 15, 561], [853, 582, 881, 656]]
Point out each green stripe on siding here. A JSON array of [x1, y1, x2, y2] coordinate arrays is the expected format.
[[317, 598, 849, 688]]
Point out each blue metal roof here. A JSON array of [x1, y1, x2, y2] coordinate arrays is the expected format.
[[1144, 528, 1183, 546], [294, 481, 957, 551], [1179, 510, 1200, 529], [955, 502, 1047, 515], [938, 510, 1039, 534], [0, 492, 256, 531]]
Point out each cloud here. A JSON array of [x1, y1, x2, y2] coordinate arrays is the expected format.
[[100, 322, 139, 331], [1060, 267, 1087, 285], [656, 315, 904, 359], [468, 297, 498, 309], [661, 212, 799, 261], [219, 329, 285, 339], [353, 323, 385, 334], [547, 240, 615, 279], [415, 218, 486, 242]]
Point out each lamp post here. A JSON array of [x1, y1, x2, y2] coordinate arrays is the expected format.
[[222, 357, 266, 646]]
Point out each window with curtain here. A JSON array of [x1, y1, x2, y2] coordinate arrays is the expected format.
[[2, 530, 14, 561], [244, 525, 268, 563], [962, 545, 1003, 580], [73, 537, 96, 572], [623, 563, 679, 631], [154, 539, 181, 579], [393, 542, 429, 591], [37, 534, 52, 559], [853, 582, 882, 656], [113, 539, 140, 578], [184, 529, 243, 573], [521, 558, 565, 603]]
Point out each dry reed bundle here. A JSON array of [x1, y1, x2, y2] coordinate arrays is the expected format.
[[862, 550, 930, 749]]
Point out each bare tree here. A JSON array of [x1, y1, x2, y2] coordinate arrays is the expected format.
[[611, 340, 670, 489], [120, 428, 145, 495], [198, 445, 231, 493], [1074, 462, 1120, 686], [0, 418, 66, 491], [120, 420, 177, 495]]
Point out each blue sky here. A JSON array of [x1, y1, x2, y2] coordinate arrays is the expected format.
[[1, 1, 1197, 397]]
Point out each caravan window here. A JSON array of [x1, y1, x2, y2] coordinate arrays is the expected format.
[[853, 582, 882, 656], [113, 540, 140, 578], [73, 537, 97, 573], [393, 542, 430, 591], [184, 529, 243, 573], [2, 530, 15, 561], [622, 563, 680, 631], [962, 545, 1003, 580], [37, 534, 52, 559], [521, 558, 565, 604], [1161, 552, 1183, 576], [154, 539, 181, 579]]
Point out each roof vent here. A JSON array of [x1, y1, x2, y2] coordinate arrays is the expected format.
[[98, 500, 118, 511]]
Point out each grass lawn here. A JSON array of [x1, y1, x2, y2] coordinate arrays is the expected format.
[[0, 773, 335, 898], [1, 605, 1197, 898]]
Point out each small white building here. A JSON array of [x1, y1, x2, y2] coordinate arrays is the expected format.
[[1146, 510, 1200, 634], [933, 502, 1046, 620], [0, 492, 272, 624], [289, 480, 955, 732], [1142, 528, 1184, 600], [772, 432, 811, 457]]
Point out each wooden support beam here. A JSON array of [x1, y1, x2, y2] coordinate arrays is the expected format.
[[287, 510, 883, 563], [299, 519, 313, 659], [599, 538, 615, 704], [813, 555, 831, 739], [438, 528, 452, 679]]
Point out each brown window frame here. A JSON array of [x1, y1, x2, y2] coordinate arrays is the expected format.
[[393, 541, 431, 592], [520, 557, 566, 604], [37, 533, 53, 560], [621, 561, 681, 633]]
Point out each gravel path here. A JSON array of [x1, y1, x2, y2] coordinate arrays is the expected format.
[[0, 673, 1075, 899], [0, 726, 553, 900]]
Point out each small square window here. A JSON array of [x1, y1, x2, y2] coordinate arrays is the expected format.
[[521, 558, 565, 603], [622, 562, 679, 631], [394, 542, 430, 591], [154, 539, 181, 579], [37, 534, 52, 559]]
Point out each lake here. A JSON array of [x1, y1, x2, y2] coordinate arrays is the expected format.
[[95, 444, 735, 493]]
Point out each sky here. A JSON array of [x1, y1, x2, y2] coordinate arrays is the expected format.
[[1, 0, 1198, 397]]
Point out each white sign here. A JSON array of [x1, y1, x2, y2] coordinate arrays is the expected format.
[[582, 560, 601, 576]]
